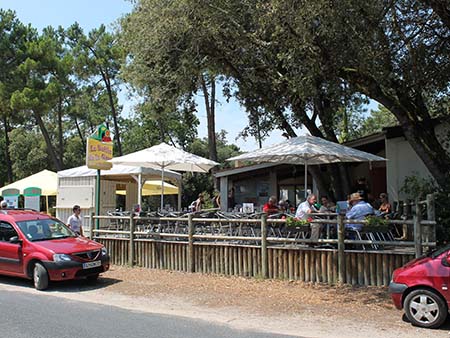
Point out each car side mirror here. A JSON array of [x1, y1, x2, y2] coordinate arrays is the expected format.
[[9, 236, 22, 245]]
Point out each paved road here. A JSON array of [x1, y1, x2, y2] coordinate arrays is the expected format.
[[0, 290, 298, 338]]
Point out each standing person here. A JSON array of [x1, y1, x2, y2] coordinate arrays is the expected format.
[[227, 187, 235, 211], [352, 177, 370, 202], [212, 190, 221, 209], [67, 205, 84, 236], [194, 193, 204, 212]]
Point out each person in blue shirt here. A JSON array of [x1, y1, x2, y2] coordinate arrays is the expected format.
[[345, 192, 374, 231]]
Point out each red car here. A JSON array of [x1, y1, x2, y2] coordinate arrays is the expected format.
[[0, 209, 109, 290], [389, 245, 450, 328]]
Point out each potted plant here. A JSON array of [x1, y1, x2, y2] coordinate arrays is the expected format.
[[363, 215, 389, 233]]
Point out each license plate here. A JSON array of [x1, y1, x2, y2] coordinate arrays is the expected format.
[[82, 260, 101, 269]]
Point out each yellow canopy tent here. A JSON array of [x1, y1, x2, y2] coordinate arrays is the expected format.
[[0, 169, 57, 196], [116, 180, 179, 196]]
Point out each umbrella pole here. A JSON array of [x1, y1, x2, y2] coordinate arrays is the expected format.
[[160, 167, 165, 211], [138, 173, 142, 211], [304, 163, 308, 199]]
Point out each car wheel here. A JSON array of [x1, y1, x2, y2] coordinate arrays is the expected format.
[[86, 273, 99, 283], [404, 289, 447, 329], [33, 263, 49, 291]]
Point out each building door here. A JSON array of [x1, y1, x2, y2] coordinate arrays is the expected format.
[[370, 166, 387, 200]]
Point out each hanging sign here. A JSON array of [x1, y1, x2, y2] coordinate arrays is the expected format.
[[24, 187, 41, 211], [86, 124, 113, 170], [2, 188, 20, 208]]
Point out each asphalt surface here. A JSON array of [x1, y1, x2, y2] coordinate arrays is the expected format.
[[0, 289, 299, 338]]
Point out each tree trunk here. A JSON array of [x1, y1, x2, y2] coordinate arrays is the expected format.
[[102, 71, 122, 156], [57, 97, 64, 168], [200, 74, 218, 162], [34, 110, 62, 171], [2, 114, 13, 183], [74, 116, 86, 150]]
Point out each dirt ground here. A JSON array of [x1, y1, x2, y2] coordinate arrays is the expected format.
[[90, 266, 450, 337], [2, 265, 450, 337]]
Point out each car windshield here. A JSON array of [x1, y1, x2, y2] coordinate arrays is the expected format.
[[16, 218, 76, 242], [430, 243, 450, 259]]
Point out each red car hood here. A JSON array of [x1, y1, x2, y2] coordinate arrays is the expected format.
[[33, 236, 103, 255], [403, 256, 433, 269], [393, 255, 437, 281]]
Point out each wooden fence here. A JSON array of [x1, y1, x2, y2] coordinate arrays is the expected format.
[[88, 196, 436, 287]]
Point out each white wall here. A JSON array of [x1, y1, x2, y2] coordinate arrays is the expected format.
[[386, 137, 433, 201], [386, 123, 450, 201], [57, 176, 122, 234]]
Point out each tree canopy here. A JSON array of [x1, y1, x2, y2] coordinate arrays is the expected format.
[[122, 0, 450, 188]]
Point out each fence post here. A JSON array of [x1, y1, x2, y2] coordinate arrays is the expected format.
[[188, 213, 195, 273], [337, 214, 345, 284], [414, 200, 422, 258], [129, 213, 135, 267], [426, 194, 436, 244], [261, 213, 268, 279], [89, 212, 95, 240]]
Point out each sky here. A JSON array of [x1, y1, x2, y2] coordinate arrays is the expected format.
[[1, 0, 377, 152]]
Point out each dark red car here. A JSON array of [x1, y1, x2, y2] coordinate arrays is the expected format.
[[0, 209, 109, 290], [389, 245, 450, 328]]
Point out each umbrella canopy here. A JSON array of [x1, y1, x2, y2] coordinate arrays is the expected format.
[[116, 180, 179, 196], [227, 135, 386, 197], [1, 169, 57, 196], [110, 143, 219, 209], [110, 143, 219, 172]]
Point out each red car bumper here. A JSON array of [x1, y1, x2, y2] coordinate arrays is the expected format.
[[388, 281, 408, 309], [42, 255, 110, 281]]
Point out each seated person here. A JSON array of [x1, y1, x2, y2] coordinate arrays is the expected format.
[[345, 192, 374, 231], [319, 196, 335, 212], [189, 193, 204, 212], [278, 199, 290, 213], [295, 194, 321, 241], [263, 196, 279, 215], [378, 193, 392, 217]]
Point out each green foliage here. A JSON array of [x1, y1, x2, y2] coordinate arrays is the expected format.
[[364, 216, 389, 232], [9, 129, 50, 180], [285, 217, 309, 227], [359, 105, 399, 137], [121, 0, 450, 188], [63, 136, 86, 168], [400, 174, 436, 200], [400, 174, 450, 244]]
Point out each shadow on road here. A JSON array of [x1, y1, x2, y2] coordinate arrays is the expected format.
[[401, 313, 450, 331], [0, 274, 121, 292]]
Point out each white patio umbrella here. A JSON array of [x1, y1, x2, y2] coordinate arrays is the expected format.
[[227, 135, 386, 198], [110, 143, 219, 210]]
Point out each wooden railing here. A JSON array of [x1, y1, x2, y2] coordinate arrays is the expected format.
[[87, 200, 436, 286]]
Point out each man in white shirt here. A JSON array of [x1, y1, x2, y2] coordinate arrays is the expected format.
[[67, 205, 83, 236], [295, 194, 318, 219], [295, 194, 321, 242]]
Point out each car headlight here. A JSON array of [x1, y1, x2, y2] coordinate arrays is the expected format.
[[53, 254, 73, 262], [101, 247, 107, 256]]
